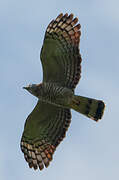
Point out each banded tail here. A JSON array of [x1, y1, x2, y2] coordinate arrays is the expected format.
[[71, 95, 105, 121]]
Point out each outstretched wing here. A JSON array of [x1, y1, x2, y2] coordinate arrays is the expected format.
[[21, 101, 71, 170], [40, 13, 82, 90]]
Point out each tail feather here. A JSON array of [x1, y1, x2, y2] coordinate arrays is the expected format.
[[70, 95, 105, 121]]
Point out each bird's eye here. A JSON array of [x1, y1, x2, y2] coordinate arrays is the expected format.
[[29, 84, 32, 88]]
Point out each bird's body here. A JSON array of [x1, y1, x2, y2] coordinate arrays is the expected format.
[[21, 13, 105, 171], [25, 83, 73, 108]]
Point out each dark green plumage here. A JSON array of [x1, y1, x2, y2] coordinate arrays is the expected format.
[[21, 13, 105, 171]]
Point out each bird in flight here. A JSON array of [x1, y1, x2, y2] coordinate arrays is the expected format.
[[21, 13, 105, 171]]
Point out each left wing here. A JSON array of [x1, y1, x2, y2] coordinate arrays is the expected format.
[[21, 101, 71, 170], [40, 13, 82, 90]]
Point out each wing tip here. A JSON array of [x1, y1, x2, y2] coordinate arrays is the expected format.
[[20, 140, 56, 171], [46, 13, 81, 38]]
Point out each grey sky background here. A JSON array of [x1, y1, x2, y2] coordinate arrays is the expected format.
[[0, 0, 119, 179]]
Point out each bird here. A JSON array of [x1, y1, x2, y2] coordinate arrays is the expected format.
[[21, 13, 105, 171]]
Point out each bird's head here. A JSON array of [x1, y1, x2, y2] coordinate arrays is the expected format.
[[23, 84, 40, 97]]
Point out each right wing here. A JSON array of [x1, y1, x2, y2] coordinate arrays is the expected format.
[[21, 101, 71, 170]]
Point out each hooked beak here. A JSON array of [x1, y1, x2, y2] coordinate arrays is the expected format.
[[23, 86, 29, 90]]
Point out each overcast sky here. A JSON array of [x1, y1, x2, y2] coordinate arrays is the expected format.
[[0, 0, 119, 179]]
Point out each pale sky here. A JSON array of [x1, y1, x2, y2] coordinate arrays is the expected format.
[[0, 0, 119, 179]]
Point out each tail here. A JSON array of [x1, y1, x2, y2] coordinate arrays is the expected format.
[[70, 95, 105, 121]]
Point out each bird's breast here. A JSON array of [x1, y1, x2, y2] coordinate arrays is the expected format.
[[38, 82, 73, 108]]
